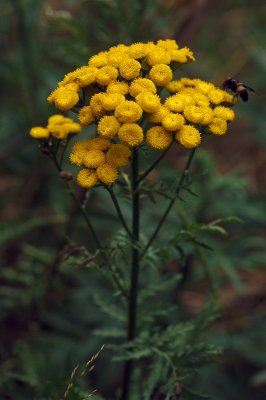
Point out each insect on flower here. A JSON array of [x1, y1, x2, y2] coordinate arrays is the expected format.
[[222, 77, 257, 102]]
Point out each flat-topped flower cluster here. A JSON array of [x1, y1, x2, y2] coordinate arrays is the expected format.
[[30, 39, 237, 188]]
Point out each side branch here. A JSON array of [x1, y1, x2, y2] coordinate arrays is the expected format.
[[141, 147, 196, 258], [137, 142, 173, 185], [105, 185, 132, 239]]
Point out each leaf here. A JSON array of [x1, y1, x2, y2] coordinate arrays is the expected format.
[[112, 348, 152, 362], [182, 385, 212, 399], [93, 294, 126, 322], [93, 328, 125, 339], [143, 357, 164, 400], [138, 273, 181, 303]]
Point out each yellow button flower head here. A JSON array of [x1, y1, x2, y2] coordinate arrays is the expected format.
[[77, 168, 98, 188], [162, 113, 185, 131], [176, 125, 201, 148], [146, 106, 170, 124], [165, 93, 194, 112], [107, 81, 129, 95], [181, 46, 195, 62], [78, 106, 95, 126], [167, 49, 186, 63], [213, 106, 235, 121], [83, 150, 106, 168], [54, 87, 80, 111], [118, 123, 144, 147], [74, 67, 98, 87], [146, 47, 171, 66], [96, 65, 119, 85], [97, 163, 118, 185], [115, 101, 143, 123], [107, 51, 126, 68], [90, 93, 106, 118], [129, 78, 157, 97], [166, 80, 184, 93], [50, 122, 81, 140], [59, 69, 80, 86], [47, 89, 58, 104], [146, 41, 157, 51], [146, 126, 173, 151], [119, 59, 141, 80], [199, 107, 214, 125], [70, 149, 88, 166], [86, 137, 111, 151], [135, 92, 161, 113], [106, 144, 131, 167], [109, 44, 129, 57], [149, 64, 173, 86], [101, 93, 126, 111], [208, 88, 225, 104], [157, 39, 178, 51], [192, 91, 210, 107], [98, 116, 121, 139], [88, 52, 108, 67], [183, 105, 206, 124], [72, 141, 90, 152], [64, 82, 80, 92], [180, 78, 198, 87], [30, 127, 50, 139], [170, 47, 195, 63], [63, 122, 81, 134], [195, 80, 215, 95], [47, 114, 66, 125], [223, 92, 238, 104], [209, 117, 227, 135], [128, 42, 149, 59], [46, 115, 81, 139]]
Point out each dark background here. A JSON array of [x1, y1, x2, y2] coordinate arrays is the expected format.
[[1, 1, 266, 399]]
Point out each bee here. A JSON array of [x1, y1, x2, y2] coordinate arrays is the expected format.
[[222, 77, 256, 102]]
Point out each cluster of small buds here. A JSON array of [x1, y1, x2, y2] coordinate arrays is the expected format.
[[70, 138, 131, 187], [30, 39, 237, 188], [30, 114, 81, 139]]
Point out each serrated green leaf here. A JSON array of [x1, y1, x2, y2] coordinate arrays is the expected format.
[[93, 294, 126, 322]]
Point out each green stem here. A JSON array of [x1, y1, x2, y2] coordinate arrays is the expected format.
[[137, 142, 173, 184], [105, 186, 132, 239], [141, 147, 197, 259], [59, 138, 71, 168], [152, 347, 177, 380], [50, 151, 128, 298], [51, 152, 102, 250], [121, 147, 140, 400]]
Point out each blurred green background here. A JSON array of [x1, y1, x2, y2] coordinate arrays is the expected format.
[[1, 0, 266, 399]]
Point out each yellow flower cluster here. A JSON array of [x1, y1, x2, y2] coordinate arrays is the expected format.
[[30, 114, 81, 139], [69, 137, 131, 187], [30, 39, 238, 188]]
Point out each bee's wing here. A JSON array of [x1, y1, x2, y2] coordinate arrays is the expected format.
[[243, 84, 258, 95]]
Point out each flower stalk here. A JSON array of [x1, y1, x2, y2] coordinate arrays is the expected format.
[[121, 147, 140, 400], [141, 147, 197, 259]]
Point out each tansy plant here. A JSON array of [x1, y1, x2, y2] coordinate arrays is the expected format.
[[30, 39, 239, 399]]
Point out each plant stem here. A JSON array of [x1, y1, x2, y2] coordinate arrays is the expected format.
[[137, 142, 173, 185], [105, 186, 132, 239], [141, 147, 197, 259], [51, 150, 128, 299], [121, 147, 140, 400], [51, 152, 102, 250]]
